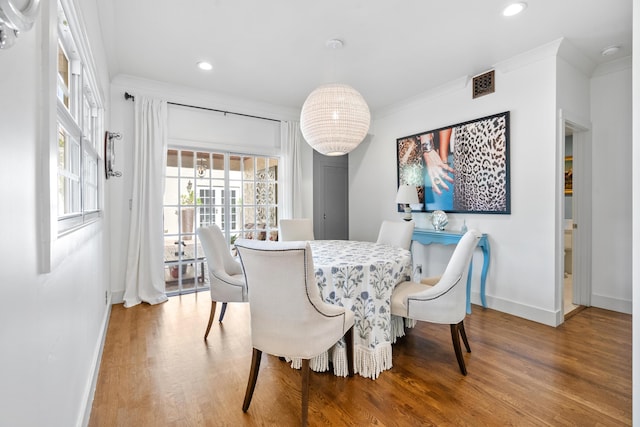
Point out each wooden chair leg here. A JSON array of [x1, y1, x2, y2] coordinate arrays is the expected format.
[[459, 320, 471, 353], [203, 301, 217, 340], [218, 302, 228, 322], [242, 348, 262, 412], [450, 323, 468, 376], [301, 359, 310, 427], [345, 327, 354, 377]]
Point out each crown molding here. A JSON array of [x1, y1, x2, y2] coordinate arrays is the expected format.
[[592, 55, 632, 77], [112, 74, 301, 122]]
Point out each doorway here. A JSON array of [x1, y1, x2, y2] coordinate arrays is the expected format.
[[560, 115, 592, 321], [563, 130, 578, 316]]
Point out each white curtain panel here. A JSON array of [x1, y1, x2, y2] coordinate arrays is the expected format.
[[281, 121, 303, 219], [123, 97, 169, 308]]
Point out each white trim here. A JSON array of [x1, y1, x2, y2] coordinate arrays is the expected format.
[[38, 0, 105, 272], [168, 137, 281, 158], [375, 75, 470, 119], [376, 38, 565, 121], [79, 295, 112, 427], [591, 293, 632, 315], [37, 0, 58, 272], [475, 292, 559, 327], [494, 38, 563, 74], [59, 0, 104, 108], [557, 109, 592, 322], [113, 74, 300, 122], [557, 38, 597, 77], [592, 55, 632, 78], [111, 290, 125, 305], [556, 110, 566, 321]]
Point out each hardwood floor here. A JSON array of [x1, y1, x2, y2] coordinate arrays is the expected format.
[[89, 294, 631, 426]]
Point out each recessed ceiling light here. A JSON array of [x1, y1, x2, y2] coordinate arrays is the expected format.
[[325, 39, 344, 49], [503, 2, 527, 16], [197, 61, 213, 71], [601, 45, 620, 56]]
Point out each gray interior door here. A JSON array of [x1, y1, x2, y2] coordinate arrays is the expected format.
[[313, 151, 349, 240]]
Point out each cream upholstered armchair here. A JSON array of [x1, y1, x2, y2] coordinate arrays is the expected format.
[[279, 218, 315, 241], [376, 220, 415, 250], [196, 224, 247, 340], [235, 239, 354, 427], [390, 229, 481, 375]]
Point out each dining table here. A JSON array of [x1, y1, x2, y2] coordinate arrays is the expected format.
[[297, 239, 412, 380]]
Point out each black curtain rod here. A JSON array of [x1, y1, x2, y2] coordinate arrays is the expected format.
[[124, 92, 281, 123]]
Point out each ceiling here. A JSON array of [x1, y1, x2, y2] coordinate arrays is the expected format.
[[96, 0, 632, 113]]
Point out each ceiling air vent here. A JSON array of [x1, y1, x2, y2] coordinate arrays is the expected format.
[[472, 70, 495, 99]]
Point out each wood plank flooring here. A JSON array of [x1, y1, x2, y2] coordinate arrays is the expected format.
[[88, 294, 631, 426]]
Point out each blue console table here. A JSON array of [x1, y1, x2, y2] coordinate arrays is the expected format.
[[411, 229, 490, 314]]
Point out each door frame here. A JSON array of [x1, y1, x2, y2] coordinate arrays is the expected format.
[[557, 110, 592, 323]]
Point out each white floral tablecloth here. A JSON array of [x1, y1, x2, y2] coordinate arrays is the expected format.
[[306, 240, 412, 379]]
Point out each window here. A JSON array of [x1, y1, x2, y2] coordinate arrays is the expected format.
[[56, 0, 103, 233], [163, 149, 279, 295]]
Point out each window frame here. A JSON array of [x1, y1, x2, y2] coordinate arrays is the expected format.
[[38, 0, 105, 272], [55, 0, 102, 233], [163, 148, 280, 296]]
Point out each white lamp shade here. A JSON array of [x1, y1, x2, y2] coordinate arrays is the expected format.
[[395, 184, 419, 204], [300, 83, 371, 156]]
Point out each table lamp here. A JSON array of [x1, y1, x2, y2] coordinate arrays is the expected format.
[[395, 184, 419, 221]]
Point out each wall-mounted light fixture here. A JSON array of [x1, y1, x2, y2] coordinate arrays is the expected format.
[[0, 0, 41, 49]]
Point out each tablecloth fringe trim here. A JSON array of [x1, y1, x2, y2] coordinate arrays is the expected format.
[[390, 316, 417, 343], [286, 342, 398, 380], [353, 344, 393, 380]]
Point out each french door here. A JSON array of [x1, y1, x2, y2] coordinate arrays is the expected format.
[[163, 149, 279, 295]]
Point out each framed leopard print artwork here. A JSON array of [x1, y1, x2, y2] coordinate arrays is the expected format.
[[396, 111, 510, 214]]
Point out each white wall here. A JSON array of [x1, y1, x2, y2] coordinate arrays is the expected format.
[[349, 39, 632, 326], [350, 43, 560, 325], [107, 75, 308, 301], [590, 59, 633, 313], [0, 0, 112, 425]]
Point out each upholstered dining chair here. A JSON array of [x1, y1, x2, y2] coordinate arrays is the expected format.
[[196, 224, 248, 340], [279, 218, 315, 241], [235, 239, 355, 427], [390, 229, 481, 375], [376, 220, 415, 250]]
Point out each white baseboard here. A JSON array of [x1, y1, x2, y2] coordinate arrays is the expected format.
[[112, 290, 125, 305], [79, 297, 112, 427], [591, 293, 632, 314], [470, 291, 632, 328], [470, 292, 561, 327]]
